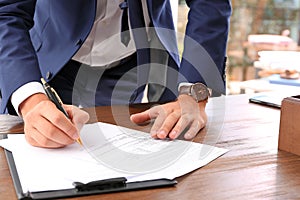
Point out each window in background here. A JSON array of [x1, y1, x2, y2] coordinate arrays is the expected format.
[[227, 0, 300, 94]]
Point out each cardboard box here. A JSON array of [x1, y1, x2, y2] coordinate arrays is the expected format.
[[278, 96, 300, 156]]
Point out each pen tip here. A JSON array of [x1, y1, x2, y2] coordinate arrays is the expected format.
[[77, 138, 83, 146]]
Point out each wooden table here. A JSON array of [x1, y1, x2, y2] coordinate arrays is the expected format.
[[1, 94, 300, 199]]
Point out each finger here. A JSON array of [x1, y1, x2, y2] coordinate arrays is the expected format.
[[130, 106, 161, 124], [40, 101, 79, 139], [156, 112, 180, 139], [168, 115, 191, 140], [184, 120, 204, 140], [65, 105, 90, 131], [32, 114, 75, 145], [130, 110, 151, 124], [150, 109, 168, 139], [25, 126, 68, 148]]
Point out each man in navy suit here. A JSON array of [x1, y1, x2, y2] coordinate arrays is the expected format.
[[0, 0, 231, 148]]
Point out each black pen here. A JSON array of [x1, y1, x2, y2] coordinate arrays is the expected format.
[[41, 78, 82, 145]]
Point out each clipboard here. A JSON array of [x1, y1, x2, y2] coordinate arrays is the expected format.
[[3, 135, 177, 200]]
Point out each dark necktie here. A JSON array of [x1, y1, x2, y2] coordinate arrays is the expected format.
[[127, 0, 148, 48], [119, 0, 130, 47]]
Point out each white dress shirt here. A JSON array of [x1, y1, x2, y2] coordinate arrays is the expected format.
[[11, 0, 150, 114], [72, 0, 136, 67]]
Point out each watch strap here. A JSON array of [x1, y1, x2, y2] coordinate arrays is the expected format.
[[178, 85, 192, 96]]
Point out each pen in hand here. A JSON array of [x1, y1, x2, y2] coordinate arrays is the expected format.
[[41, 78, 83, 145]]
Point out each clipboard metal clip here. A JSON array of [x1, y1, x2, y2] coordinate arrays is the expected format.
[[73, 177, 127, 192]]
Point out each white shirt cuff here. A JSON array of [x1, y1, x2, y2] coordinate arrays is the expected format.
[[11, 82, 46, 115]]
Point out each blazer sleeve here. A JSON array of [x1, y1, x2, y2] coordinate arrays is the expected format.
[[179, 0, 232, 95], [0, 0, 40, 114]]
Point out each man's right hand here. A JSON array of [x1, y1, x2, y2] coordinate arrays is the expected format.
[[19, 93, 89, 148]]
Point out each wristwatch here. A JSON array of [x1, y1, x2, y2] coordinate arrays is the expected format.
[[178, 82, 211, 102]]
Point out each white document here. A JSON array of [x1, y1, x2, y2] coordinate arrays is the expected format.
[[0, 122, 228, 193]]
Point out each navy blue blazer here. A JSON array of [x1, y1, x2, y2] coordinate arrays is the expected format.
[[0, 0, 231, 114]]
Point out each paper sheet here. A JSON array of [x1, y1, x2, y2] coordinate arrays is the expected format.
[[0, 122, 228, 193]]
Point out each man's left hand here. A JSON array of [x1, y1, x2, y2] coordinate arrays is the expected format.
[[130, 94, 207, 140]]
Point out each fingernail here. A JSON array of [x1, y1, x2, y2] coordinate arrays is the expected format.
[[185, 133, 192, 139], [158, 130, 166, 138], [150, 130, 156, 136], [170, 130, 177, 138], [151, 134, 158, 139]]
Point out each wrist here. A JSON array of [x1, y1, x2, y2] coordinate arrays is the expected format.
[[177, 94, 207, 118], [19, 93, 49, 117], [197, 98, 208, 109], [11, 82, 46, 115]]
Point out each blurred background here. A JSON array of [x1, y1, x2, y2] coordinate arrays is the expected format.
[[175, 0, 300, 95]]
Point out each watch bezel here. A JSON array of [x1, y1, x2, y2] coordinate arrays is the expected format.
[[190, 83, 210, 102], [178, 82, 211, 102]]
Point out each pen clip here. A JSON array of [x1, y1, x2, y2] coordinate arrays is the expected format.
[[50, 88, 64, 105], [73, 177, 127, 191]]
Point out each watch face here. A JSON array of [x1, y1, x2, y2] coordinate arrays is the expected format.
[[191, 83, 210, 102]]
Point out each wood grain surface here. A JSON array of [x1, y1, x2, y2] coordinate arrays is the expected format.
[[1, 94, 300, 200]]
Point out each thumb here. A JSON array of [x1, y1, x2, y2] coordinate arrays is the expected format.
[[64, 105, 90, 130], [130, 110, 151, 124]]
